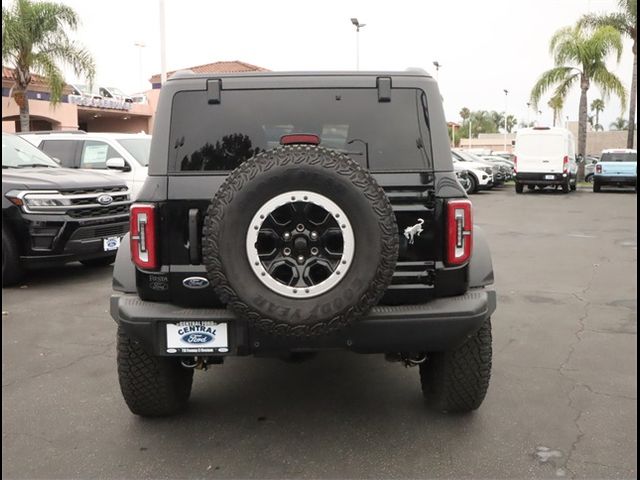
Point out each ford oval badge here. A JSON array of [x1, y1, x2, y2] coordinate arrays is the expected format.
[[181, 332, 214, 344], [97, 194, 114, 205], [183, 276, 210, 289]]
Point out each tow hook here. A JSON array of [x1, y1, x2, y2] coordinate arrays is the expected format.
[[385, 352, 427, 367], [181, 356, 208, 370]]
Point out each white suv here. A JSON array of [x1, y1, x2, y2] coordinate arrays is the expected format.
[[20, 132, 150, 199]]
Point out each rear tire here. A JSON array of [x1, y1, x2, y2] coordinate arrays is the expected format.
[[2, 228, 25, 287], [570, 177, 577, 191], [117, 327, 193, 417], [419, 318, 492, 413], [515, 182, 524, 194], [80, 255, 116, 267], [561, 178, 570, 193], [593, 180, 601, 193]]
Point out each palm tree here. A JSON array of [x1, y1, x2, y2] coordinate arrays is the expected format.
[[580, 0, 637, 147], [530, 24, 627, 179], [610, 116, 629, 130], [590, 98, 605, 131], [548, 95, 564, 126], [2, 0, 95, 132]]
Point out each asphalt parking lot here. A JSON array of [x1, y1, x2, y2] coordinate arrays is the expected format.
[[2, 185, 637, 479]]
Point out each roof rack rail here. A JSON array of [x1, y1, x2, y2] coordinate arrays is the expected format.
[[16, 130, 87, 135]]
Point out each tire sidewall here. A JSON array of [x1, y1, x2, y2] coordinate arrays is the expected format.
[[203, 146, 398, 336]]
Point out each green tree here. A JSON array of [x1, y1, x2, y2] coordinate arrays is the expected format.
[[505, 114, 517, 133], [610, 116, 629, 130], [2, 0, 95, 132], [579, 0, 637, 147], [530, 24, 627, 179], [590, 98, 605, 131], [548, 95, 564, 126]]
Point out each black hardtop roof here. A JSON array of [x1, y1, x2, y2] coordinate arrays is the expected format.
[[167, 68, 433, 82]]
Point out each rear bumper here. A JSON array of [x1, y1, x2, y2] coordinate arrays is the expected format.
[[516, 172, 569, 185], [595, 175, 636, 185], [110, 289, 497, 355]]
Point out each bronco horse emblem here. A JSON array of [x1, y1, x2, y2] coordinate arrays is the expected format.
[[403, 218, 424, 245]]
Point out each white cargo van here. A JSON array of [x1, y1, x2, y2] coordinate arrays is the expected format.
[[513, 127, 578, 193]]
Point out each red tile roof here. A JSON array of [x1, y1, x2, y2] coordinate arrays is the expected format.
[[2, 66, 46, 84], [149, 60, 269, 83]]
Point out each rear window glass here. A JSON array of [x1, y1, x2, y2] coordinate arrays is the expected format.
[[40, 140, 78, 167], [169, 88, 431, 173], [118, 138, 151, 166], [600, 152, 636, 162]]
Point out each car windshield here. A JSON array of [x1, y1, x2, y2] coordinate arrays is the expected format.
[[108, 87, 128, 96], [117, 138, 151, 166], [600, 152, 636, 162], [455, 150, 486, 163], [2, 133, 60, 168]]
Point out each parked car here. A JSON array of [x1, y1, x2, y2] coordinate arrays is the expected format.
[[68, 83, 102, 100], [593, 148, 637, 192], [583, 156, 599, 183], [20, 132, 150, 199], [99, 86, 133, 103], [513, 126, 578, 193], [490, 151, 516, 162], [452, 150, 497, 188], [110, 69, 497, 417], [452, 157, 493, 193], [454, 166, 472, 193], [454, 150, 504, 184], [477, 154, 515, 181], [2, 132, 131, 286]]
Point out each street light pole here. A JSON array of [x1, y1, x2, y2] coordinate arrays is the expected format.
[[134, 41, 146, 91], [503, 89, 509, 151], [433, 61, 442, 82], [526, 102, 531, 126], [351, 18, 366, 71], [468, 116, 473, 149], [159, 0, 167, 85]]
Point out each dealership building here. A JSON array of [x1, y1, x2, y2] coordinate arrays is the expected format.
[[1, 61, 267, 134]]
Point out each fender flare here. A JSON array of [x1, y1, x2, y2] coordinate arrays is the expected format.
[[112, 233, 136, 293], [469, 225, 494, 287]]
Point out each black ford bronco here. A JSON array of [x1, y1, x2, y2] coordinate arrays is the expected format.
[[110, 70, 496, 416]]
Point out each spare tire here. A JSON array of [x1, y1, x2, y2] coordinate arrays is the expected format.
[[202, 145, 398, 337]]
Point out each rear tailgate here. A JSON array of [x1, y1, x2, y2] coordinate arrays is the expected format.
[[599, 162, 636, 176], [516, 133, 565, 173], [598, 151, 637, 176]]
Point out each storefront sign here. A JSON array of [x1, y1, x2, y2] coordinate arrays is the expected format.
[[68, 94, 131, 111]]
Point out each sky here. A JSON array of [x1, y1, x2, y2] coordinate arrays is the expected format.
[[3, 0, 636, 130]]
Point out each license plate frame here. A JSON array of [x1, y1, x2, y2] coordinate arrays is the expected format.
[[103, 236, 121, 251], [166, 322, 229, 354]]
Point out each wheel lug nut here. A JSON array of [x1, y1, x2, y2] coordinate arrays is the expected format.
[[296, 224, 305, 232], [283, 248, 291, 256], [297, 255, 305, 264], [310, 231, 318, 240], [310, 247, 319, 255], [283, 232, 291, 241]]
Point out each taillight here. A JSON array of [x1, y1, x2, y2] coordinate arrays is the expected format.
[[446, 199, 473, 266], [595, 164, 602, 174], [280, 134, 320, 145], [513, 156, 517, 173], [563, 155, 569, 174], [130, 203, 158, 270]]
